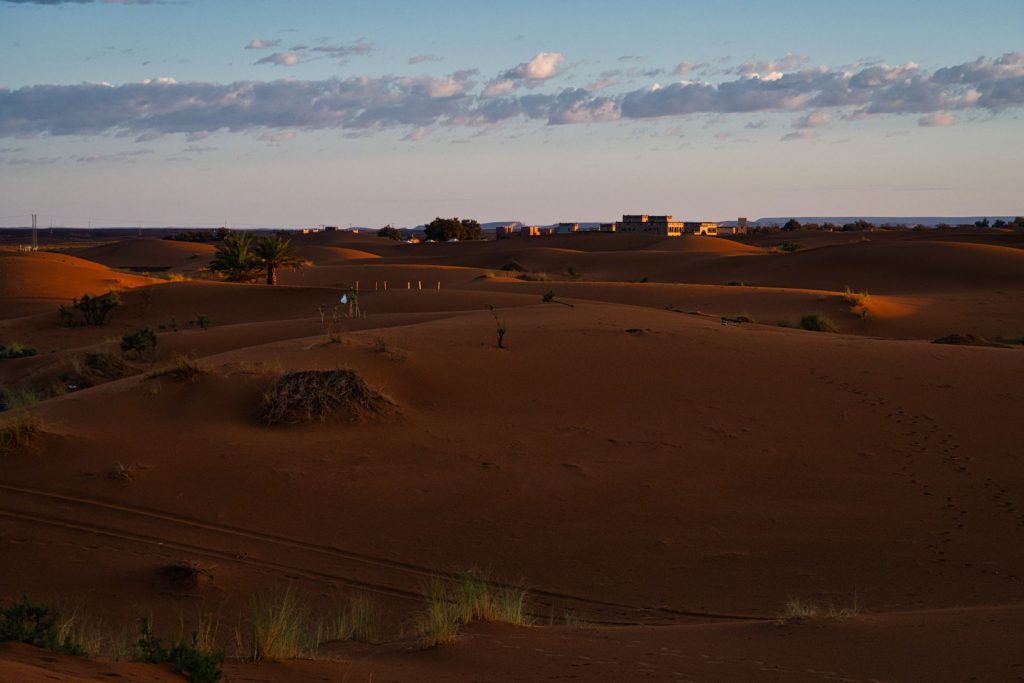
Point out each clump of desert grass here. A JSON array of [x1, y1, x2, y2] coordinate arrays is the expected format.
[[237, 586, 386, 661], [516, 271, 550, 282], [0, 409, 43, 452], [258, 369, 391, 425], [841, 286, 870, 307], [370, 336, 407, 361], [797, 313, 837, 332], [416, 571, 529, 648], [151, 354, 208, 383], [781, 593, 861, 621]]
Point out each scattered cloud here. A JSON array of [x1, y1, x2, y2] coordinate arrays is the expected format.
[[918, 111, 958, 127], [255, 51, 303, 67], [408, 54, 441, 65], [245, 39, 280, 50], [673, 62, 708, 76], [736, 53, 809, 77], [744, 119, 767, 129], [793, 111, 832, 129], [2, 0, 165, 4], [781, 130, 817, 142], [74, 149, 153, 163], [311, 40, 374, 60], [2, 53, 1021, 141]]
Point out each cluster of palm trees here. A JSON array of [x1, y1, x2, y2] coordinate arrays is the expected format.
[[210, 233, 305, 285]]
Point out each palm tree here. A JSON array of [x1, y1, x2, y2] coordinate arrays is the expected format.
[[210, 232, 260, 282], [253, 235, 304, 285]]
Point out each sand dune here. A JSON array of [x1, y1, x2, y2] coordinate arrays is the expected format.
[[0, 251, 155, 301], [2, 229, 1023, 681], [74, 238, 215, 272]]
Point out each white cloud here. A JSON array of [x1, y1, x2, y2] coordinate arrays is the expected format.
[[408, 54, 441, 65], [672, 62, 708, 76]]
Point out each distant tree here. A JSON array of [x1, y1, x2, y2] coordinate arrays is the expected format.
[[214, 226, 232, 241], [377, 225, 401, 240], [1012, 216, 1024, 228], [842, 219, 874, 231], [210, 233, 261, 282], [253, 235, 304, 286], [424, 217, 482, 242], [993, 219, 1007, 228], [782, 219, 802, 231], [974, 217, 990, 228]]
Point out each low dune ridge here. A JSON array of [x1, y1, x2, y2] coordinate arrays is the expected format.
[[0, 251, 155, 301], [73, 238, 215, 272], [2, 228, 1023, 681]]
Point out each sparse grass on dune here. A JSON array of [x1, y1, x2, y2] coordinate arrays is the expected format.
[[841, 285, 870, 306], [782, 594, 861, 621], [417, 570, 529, 648], [150, 354, 208, 383], [0, 409, 43, 452], [797, 313, 838, 332], [239, 586, 387, 660]]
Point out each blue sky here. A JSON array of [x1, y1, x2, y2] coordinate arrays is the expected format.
[[1, 0, 1022, 227]]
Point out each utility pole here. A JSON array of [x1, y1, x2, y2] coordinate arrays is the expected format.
[[31, 213, 38, 250], [138, 220, 142, 237]]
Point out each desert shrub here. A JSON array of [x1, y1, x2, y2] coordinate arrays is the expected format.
[[370, 336, 406, 361], [0, 410, 42, 451], [841, 286, 869, 306], [565, 264, 580, 278], [722, 314, 756, 324], [0, 343, 37, 359], [995, 334, 1024, 345], [780, 241, 802, 252], [259, 369, 389, 425], [135, 617, 224, 683], [377, 225, 401, 240], [121, 327, 158, 357], [61, 352, 136, 391], [158, 318, 179, 332], [418, 578, 462, 648], [485, 305, 507, 349], [516, 271, 549, 281], [189, 314, 211, 330], [0, 596, 86, 655], [726, 281, 745, 286], [499, 259, 524, 272], [541, 290, 574, 307], [60, 292, 122, 327], [798, 313, 837, 332]]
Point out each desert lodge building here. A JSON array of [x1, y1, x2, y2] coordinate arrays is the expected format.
[[616, 215, 719, 236]]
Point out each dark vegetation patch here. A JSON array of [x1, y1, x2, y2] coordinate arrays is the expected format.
[[932, 334, 1011, 348], [259, 370, 391, 425]]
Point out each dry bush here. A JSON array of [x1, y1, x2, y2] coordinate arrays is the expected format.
[[259, 369, 390, 426], [370, 336, 407, 362], [155, 561, 213, 592], [62, 352, 138, 391]]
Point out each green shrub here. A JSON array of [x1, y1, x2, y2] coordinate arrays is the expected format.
[[780, 242, 802, 253], [121, 328, 158, 356], [135, 617, 223, 683], [59, 292, 122, 327], [798, 313, 837, 332], [189, 314, 211, 330], [0, 596, 86, 656], [0, 343, 37, 359], [0, 410, 43, 451]]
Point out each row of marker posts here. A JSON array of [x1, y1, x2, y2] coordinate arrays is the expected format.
[[351, 280, 442, 291]]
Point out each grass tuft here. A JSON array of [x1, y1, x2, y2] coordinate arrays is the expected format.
[[416, 571, 528, 649], [0, 409, 43, 452]]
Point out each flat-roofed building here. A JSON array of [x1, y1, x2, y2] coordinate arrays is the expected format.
[[522, 225, 541, 237], [557, 222, 580, 234], [618, 214, 686, 236], [683, 221, 718, 235]]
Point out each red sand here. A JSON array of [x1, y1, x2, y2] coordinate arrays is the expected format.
[[1, 229, 1022, 681]]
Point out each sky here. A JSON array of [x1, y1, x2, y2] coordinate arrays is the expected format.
[[1, 0, 1022, 228]]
